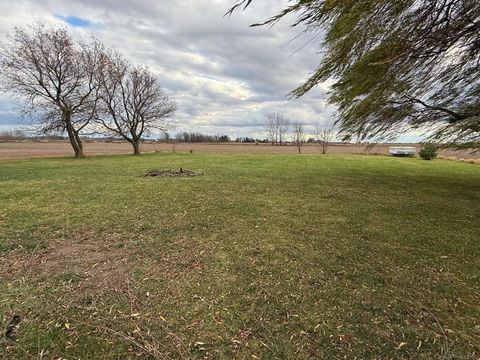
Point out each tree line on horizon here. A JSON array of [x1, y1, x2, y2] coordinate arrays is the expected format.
[[0, 128, 330, 147], [0, 25, 176, 157]]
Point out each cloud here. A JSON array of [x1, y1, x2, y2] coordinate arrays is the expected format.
[[0, 0, 352, 140]]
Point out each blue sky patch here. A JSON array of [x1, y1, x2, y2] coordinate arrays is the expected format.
[[56, 15, 91, 27]]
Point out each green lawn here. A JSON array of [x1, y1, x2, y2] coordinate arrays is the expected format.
[[0, 153, 479, 359]]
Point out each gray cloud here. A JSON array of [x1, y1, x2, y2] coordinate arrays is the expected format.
[[0, 0, 337, 138]]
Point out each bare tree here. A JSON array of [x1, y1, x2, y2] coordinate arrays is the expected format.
[[0, 25, 102, 158], [292, 122, 305, 154], [265, 113, 279, 146], [315, 120, 336, 154], [278, 115, 290, 146], [265, 112, 290, 146], [95, 50, 177, 155], [171, 139, 178, 153]]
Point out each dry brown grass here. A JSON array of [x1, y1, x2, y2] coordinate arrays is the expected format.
[[0, 231, 131, 296], [1, 140, 479, 160]]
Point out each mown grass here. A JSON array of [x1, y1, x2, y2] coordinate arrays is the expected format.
[[0, 153, 479, 359]]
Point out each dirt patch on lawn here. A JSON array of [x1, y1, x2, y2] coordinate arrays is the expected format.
[[0, 236, 132, 295], [52, 241, 131, 293]]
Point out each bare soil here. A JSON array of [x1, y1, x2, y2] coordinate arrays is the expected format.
[[0, 140, 478, 160], [0, 232, 131, 296]]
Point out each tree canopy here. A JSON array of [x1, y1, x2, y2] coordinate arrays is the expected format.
[[95, 50, 177, 155], [0, 26, 102, 157], [229, 0, 480, 142]]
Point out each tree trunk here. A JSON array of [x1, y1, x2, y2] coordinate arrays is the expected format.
[[131, 139, 141, 155], [73, 131, 84, 158], [64, 114, 84, 158]]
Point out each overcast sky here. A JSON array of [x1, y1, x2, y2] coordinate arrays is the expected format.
[[0, 0, 420, 141]]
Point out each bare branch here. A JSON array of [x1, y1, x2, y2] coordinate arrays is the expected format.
[[95, 49, 177, 155], [0, 25, 103, 157]]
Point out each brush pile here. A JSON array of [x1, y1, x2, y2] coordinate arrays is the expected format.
[[144, 168, 197, 177]]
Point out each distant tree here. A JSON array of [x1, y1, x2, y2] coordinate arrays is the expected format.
[[265, 112, 290, 145], [174, 132, 230, 143], [265, 113, 279, 146], [0, 25, 102, 158], [218, 135, 230, 142], [229, 0, 480, 142], [315, 121, 336, 154], [171, 138, 178, 153], [292, 122, 305, 154], [278, 115, 291, 145], [243, 137, 256, 143], [236, 136, 263, 143], [95, 50, 177, 155], [0, 129, 27, 140], [177, 132, 188, 143]]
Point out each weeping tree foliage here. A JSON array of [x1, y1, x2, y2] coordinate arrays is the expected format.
[[229, 0, 480, 142]]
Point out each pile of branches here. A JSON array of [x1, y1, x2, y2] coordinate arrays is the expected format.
[[143, 168, 197, 177]]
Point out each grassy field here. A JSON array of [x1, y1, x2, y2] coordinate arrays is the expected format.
[[0, 153, 479, 359]]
